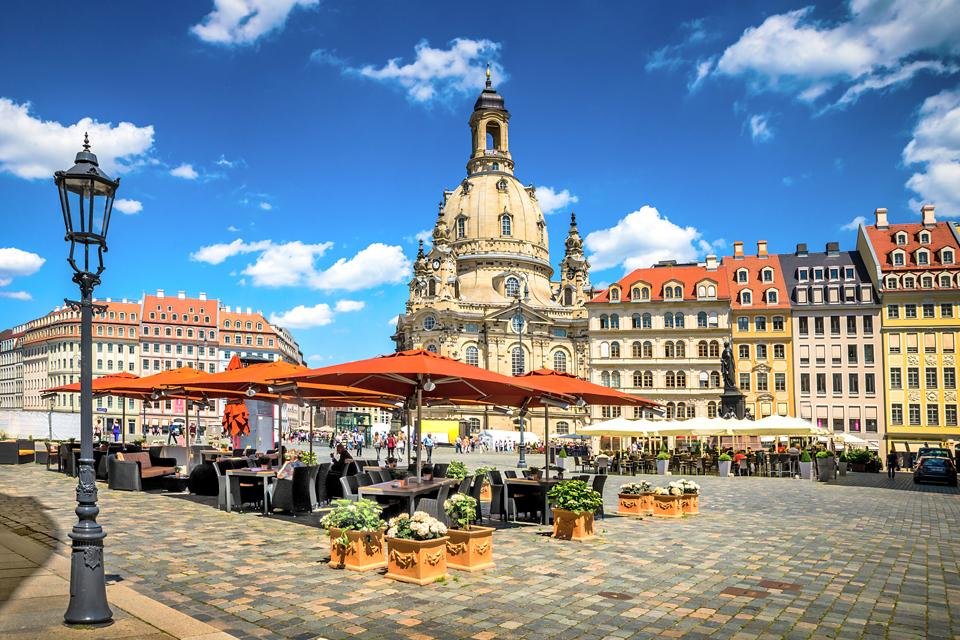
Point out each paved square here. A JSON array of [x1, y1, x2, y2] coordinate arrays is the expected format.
[[1, 462, 958, 640]]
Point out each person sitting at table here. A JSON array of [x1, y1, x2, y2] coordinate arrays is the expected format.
[[276, 451, 303, 481], [326, 444, 355, 498]]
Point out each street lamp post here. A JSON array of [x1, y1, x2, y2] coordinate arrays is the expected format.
[[55, 134, 119, 625], [512, 284, 530, 468]]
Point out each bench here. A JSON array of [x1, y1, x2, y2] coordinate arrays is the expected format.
[[0, 440, 35, 465], [107, 451, 177, 491]]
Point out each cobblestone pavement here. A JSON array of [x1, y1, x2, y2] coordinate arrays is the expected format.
[[1, 463, 958, 640]]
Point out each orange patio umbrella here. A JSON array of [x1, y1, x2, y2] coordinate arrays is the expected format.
[[43, 372, 141, 444], [287, 349, 563, 480], [517, 369, 661, 479]]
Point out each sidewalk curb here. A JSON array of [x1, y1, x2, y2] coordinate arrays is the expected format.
[[0, 525, 237, 640]]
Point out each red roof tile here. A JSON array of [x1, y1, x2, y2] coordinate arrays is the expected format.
[[588, 263, 730, 304], [721, 254, 791, 310], [864, 221, 960, 272]]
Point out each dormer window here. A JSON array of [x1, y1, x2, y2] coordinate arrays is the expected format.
[[844, 266, 855, 280], [672, 285, 682, 299], [736, 269, 748, 283], [886, 276, 898, 289], [922, 276, 934, 288], [500, 213, 512, 236], [813, 267, 824, 281], [766, 289, 779, 304], [895, 232, 908, 245], [631, 287, 642, 301], [917, 250, 929, 266], [892, 251, 905, 266], [798, 268, 808, 282], [941, 274, 952, 287], [741, 290, 753, 305], [609, 287, 620, 303], [829, 267, 840, 280], [943, 249, 955, 264], [761, 268, 774, 283], [903, 276, 915, 288], [919, 231, 931, 244]]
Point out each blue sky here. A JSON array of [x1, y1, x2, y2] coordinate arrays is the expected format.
[[1, 0, 958, 364]]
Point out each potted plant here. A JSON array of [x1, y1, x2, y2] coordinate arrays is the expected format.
[[384, 511, 449, 585], [675, 479, 700, 515], [320, 498, 386, 572], [475, 465, 496, 501], [617, 481, 653, 516], [837, 451, 848, 476], [652, 484, 683, 518], [846, 449, 871, 472], [446, 460, 468, 480], [799, 450, 813, 479], [557, 446, 569, 470], [816, 450, 835, 482], [547, 479, 603, 541], [300, 450, 318, 466], [656, 450, 671, 475], [717, 453, 732, 477], [443, 494, 494, 572]]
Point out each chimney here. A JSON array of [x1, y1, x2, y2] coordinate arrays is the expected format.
[[874, 207, 888, 229], [177, 290, 186, 300], [795, 243, 808, 257], [757, 240, 768, 257], [704, 255, 718, 271], [921, 204, 936, 228], [198, 292, 207, 301], [122, 298, 128, 303], [156, 289, 165, 298], [825, 241, 840, 256], [105, 297, 112, 303], [246, 307, 252, 315], [733, 241, 744, 259]]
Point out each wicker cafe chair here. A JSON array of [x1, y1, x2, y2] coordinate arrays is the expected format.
[[271, 465, 316, 515], [340, 475, 360, 502], [458, 475, 474, 494], [591, 474, 608, 519], [415, 483, 451, 526], [469, 474, 486, 523]]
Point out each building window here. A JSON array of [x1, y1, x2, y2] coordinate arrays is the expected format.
[[610, 314, 620, 329], [945, 367, 956, 389], [511, 347, 524, 376], [426, 344, 438, 353], [798, 317, 808, 335], [505, 276, 520, 298], [642, 313, 652, 329], [887, 305, 899, 319], [755, 316, 766, 331], [707, 401, 717, 418], [456, 217, 466, 239], [909, 404, 921, 425], [738, 345, 749, 359], [741, 291, 752, 305], [942, 304, 954, 318], [609, 288, 620, 303], [500, 214, 512, 236], [865, 373, 876, 394], [766, 290, 778, 304], [774, 373, 786, 392], [772, 316, 784, 331], [761, 268, 773, 283], [890, 368, 902, 389], [816, 373, 826, 394], [756, 344, 767, 359], [923, 303, 935, 318], [800, 373, 810, 394], [739, 373, 750, 390], [946, 405, 958, 427], [927, 405, 940, 425], [642, 341, 653, 358], [697, 312, 707, 328], [848, 373, 859, 395], [610, 342, 621, 358], [465, 345, 479, 367], [710, 371, 720, 387], [737, 317, 748, 331], [599, 314, 609, 329], [907, 367, 920, 388], [891, 404, 903, 425], [737, 269, 748, 284], [926, 367, 938, 388]]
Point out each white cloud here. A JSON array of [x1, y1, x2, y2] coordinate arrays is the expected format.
[[307, 243, 411, 291], [194, 239, 411, 291], [713, 1, 960, 108], [903, 88, 960, 215], [350, 38, 506, 104], [387, 316, 399, 327], [191, 0, 318, 46], [534, 186, 579, 214], [242, 241, 335, 286], [841, 215, 866, 231], [114, 198, 143, 215], [190, 239, 273, 265], [258, 201, 273, 211], [227, 225, 240, 232], [0, 98, 154, 180], [306, 353, 328, 365], [584, 205, 715, 272], [268, 298, 364, 329], [334, 299, 365, 312], [748, 114, 774, 143], [646, 18, 715, 80], [688, 58, 715, 92], [0, 290, 31, 301], [0, 247, 45, 287], [170, 163, 199, 180]]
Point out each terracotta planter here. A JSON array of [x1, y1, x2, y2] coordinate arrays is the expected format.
[[640, 492, 654, 515], [617, 494, 643, 516], [680, 493, 699, 515], [385, 536, 448, 585], [652, 495, 683, 518], [480, 483, 492, 502], [445, 526, 494, 572], [328, 528, 386, 572], [551, 508, 595, 541]]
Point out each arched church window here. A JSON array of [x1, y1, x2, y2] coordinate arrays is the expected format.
[[491, 162, 500, 172], [426, 343, 438, 353], [553, 350, 567, 373], [511, 347, 525, 376], [456, 217, 466, 239], [501, 214, 512, 236], [505, 276, 520, 298], [563, 287, 573, 306], [428, 279, 437, 297], [465, 345, 479, 366], [422, 315, 437, 331]]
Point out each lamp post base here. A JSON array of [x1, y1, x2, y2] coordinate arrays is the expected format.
[[64, 461, 112, 625]]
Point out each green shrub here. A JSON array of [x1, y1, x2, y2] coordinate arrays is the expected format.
[[320, 499, 384, 548], [845, 449, 872, 463], [800, 451, 812, 462], [657, 451, 671, 460], [443, 494, 478, 530], [718, 453, 732, 462], [547, 480, 603, 513], [446, 460, 469, 480], [815, 450, 834, 458]]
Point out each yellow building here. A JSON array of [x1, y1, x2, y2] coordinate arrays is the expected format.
[[723, 241, 794, 418], [858, 206, 960, 448]]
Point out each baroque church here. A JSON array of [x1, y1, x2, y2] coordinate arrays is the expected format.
[[392, 70, 592, 433]]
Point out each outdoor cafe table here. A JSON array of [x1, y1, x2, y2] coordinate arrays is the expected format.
[[358, 478, 458, 515], [225, 468, 277, 515], [506, 477, 562, 525]]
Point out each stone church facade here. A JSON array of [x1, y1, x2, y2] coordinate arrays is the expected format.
[[392, 71, 592, 434]]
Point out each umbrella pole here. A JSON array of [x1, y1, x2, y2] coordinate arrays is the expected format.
[[544, 405, 550, 481], [121, 397, 126, 445], [184, 400, 190, 448], [416, 386, 423, 482], [308, 404, 314, 456]]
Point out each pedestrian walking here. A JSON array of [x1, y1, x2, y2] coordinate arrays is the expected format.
[[423, 433, 434, 463], [386, 433, 396, 459], [886, 450, 899, 479], [354, 431, 364, 457], [112, 421, 120, 443], [373, 433, 383, 460]]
